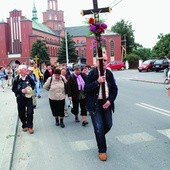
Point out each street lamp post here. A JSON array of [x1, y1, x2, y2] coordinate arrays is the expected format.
[[65, 30, 69, 65]]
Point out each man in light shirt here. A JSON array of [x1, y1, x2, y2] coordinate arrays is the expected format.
[[85, 54, 118, 161]]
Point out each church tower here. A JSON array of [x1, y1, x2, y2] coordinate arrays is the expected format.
[[32, 1, 38, 22], [42, 0, 65, 30]]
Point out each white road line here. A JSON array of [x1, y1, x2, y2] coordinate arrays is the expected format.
[[136, 103, 170, 117], [70, 129, 170, 150], [157, 129, 170, 139], [116, 132, 156, 145], [140, 103, 170, 114], [70, 140, 97, 151]]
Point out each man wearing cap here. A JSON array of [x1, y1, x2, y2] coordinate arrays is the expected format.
[[12, 65, 35, 134]]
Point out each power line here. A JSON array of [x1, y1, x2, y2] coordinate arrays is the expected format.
[[108, 0, 123, 8]]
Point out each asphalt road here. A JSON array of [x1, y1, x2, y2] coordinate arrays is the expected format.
[[11, 70, 170, 170]]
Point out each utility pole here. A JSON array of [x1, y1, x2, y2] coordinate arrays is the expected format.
[[121, 34, 126, 60], [65, 30, 69, 65]]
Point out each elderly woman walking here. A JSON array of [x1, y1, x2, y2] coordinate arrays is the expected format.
[[43, 68, 67, 128]]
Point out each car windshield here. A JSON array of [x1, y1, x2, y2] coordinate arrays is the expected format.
[[154, 60, 163, 64], [143, 60, 151, 64]]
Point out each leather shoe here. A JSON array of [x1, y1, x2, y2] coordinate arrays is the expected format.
[[22, 128, 28, 132], [99, 153, 107, 161], [28, 128, 34, 134], [55, 122, 60, 126], [82, 121, 88, 126], [75, 116, 80, 122], [60, 122, 65, 128]]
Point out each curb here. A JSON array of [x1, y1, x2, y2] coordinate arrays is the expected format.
[[129, 79, 164, 84], [9, 116, 19, 170]]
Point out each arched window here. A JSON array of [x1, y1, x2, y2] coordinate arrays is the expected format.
[[110, 40, 114, 56], [48, 14, 52, 20]]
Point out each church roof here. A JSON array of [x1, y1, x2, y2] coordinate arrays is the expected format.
[[65, 25, 118, 37], [32, 21, 118, 38], [32, 20, 56, 35], [65, 26, 90, 37]]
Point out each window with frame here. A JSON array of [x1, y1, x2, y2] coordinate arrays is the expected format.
[[110, 40, 114, 56]]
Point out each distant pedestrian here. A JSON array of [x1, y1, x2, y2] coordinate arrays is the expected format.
[[43, 68, 67, 128], [43, 63, 53, 83], [33, 63, 43, 98], [61, 67, 69, 117], [0, 66, 7, 92], [5, 65, 13, 88], [85, 54, 118, 161], [81, 65, 89, 75], [28, 66, 37, 109], [12, 65, 35, 134]]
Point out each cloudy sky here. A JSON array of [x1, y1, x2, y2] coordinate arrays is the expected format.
[[0, 0, 169, 48]]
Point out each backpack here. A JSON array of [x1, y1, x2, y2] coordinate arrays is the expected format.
[[49, 76, 67, 93]]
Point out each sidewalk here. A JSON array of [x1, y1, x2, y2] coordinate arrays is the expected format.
[[0, 88, 18, 170], [114, 69, 166, 84], [0, 70, 166, 170]]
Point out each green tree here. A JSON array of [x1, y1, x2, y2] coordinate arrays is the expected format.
[[111, 19, 135, 54], [133, 48, 153, 61], [57, 33, 77, 64], [152, 33, 170, 58], [30, 39, 50, 64]]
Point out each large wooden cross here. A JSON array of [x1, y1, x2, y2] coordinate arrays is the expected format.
[[81, 0, 111, 102]]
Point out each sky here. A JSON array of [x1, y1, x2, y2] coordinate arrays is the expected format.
[[0, 0, 169, 48]]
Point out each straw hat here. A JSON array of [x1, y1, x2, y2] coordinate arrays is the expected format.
[[25, 86, 33, 98]]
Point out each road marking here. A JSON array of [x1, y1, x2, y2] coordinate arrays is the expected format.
[[136, 103, 170, 117], [70, 140, 97, 151], [157, 129, 170, 139], [116, 132, 156, 145], [70, 129, 170, 150]]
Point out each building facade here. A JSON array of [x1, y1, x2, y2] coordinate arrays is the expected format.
[[0, 0, 122, 66]]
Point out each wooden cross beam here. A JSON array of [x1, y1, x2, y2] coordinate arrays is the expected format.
[[81, 0, 111, 102], [81, 0, 111, 16]]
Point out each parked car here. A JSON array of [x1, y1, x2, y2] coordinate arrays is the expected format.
[[138, 59, 156, 72], [152, 58, 170, 72], [107, 61, 125, 70]]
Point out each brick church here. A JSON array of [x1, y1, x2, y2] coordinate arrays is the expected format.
[[0, 0, 122, 66]]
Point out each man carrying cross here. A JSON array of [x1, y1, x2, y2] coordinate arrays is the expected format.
[[83, 0, 118, 161]]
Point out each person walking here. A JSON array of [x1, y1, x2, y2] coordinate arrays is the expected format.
[[28, 66, 37, 109], [0, 66, 7, 92], [12, 65, 35, 134], [67, 65, 88, 126], [43, 63, 54, 83], [5, 65, 13, 88], [43, 68, 67, 128], [61, 67, 70, 117], [33, 63, 43, 98], [84, 54, 118, 161]]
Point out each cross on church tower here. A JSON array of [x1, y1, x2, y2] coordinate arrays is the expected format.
[[81, 0, 111, 102]]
